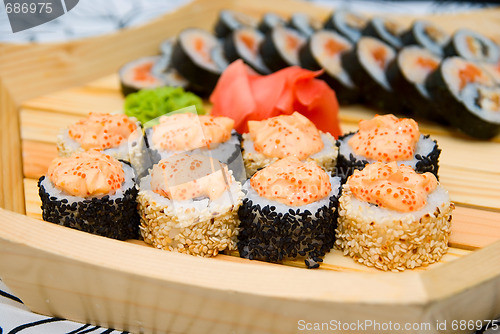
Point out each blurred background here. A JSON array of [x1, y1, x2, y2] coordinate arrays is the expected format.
[[0, 0, 498, 43]]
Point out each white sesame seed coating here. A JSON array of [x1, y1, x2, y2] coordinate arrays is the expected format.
[[335, 183, 454, 271], [137, 176, 244, 257]]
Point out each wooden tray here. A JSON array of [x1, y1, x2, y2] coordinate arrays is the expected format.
[[1, 0, 500, 333]]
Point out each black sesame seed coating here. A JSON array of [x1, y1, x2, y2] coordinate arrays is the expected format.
[[38, 176, 140, 240], [237, 195, 339, 269], [336, 132, 441, 183]]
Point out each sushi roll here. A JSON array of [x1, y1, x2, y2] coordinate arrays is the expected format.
[[341, 37, 401, 112], [336, 114, 440, 182], [153, 38, 190, 90], [57, 113, 151, 178], [362, 17, 405, 50], [241, 112, 338, 177], [400, 20, 450, 56], [171, 28, 228, 95], [223, 28, 271, 74], [336, 161, 454, 271], [425, 57, 498, 139], [138, 153, 244, 257], [386, 46, 444, 121], [119, 56, 167, 96], [288, 13, 322, 38], [444, 29, 500, 63], [258, 12, 286, 34], [238, 157, 341, 268], [299, 30, 360, 104], [214, 10, 258, 38], [260, 26, 306, 72], [323, 10, 368, 43], [38, 150, 140, 240], [481, 60, 500, 85], [146, 112, 245, 181]]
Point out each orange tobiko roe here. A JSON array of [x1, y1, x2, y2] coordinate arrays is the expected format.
[[349, 162, 438, 212], [250, 157, 331, 206], [348, 114, 419, 161], [150, 154, 232, 201], [68, 113, 137, 150], [48, 150, 124, 198], [209, 60, 341, 137], [151, 113, 234, 151], [248, 112, 324, 160]]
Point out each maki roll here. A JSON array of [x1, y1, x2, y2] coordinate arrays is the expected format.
[[288, 13, 322, 38], [38, 150, 140, 240], [336, 114, 440, 182], [425, 57, 498, 139], [341, 37, 400, 112], [299, 30, 360, 104], [481, 60, 500, 85], [171, 28, 228, 95], [153, 38, 190, 90], [400, 20, 450, 56], [444, 29, 500, 63], [258, 12, 286, 34], [336, 162, 454, 271], [362, 17, 405, 50], [138, 153, 244, 257], [238, 157, 341, 268], [260, 26, 306, 72], [241, 112, 338, 177], [56, 113, 150, 178], [223, 28, 270, 74], [214, 10, 258, 38], [386, 46, 443, 121], [119, 56, 167, 96], [323, 10, 368, 43], [146, 112, 245, 181]]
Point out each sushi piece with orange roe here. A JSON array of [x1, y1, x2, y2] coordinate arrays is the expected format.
[[38, 150, 140, 240], [241, 112, 338, 177], [336, 114, 440, 182], [137, 154, 244, 257], [237, 157, 341, 269], [57, 112, 150, 178], [335, 161, 454, 271]]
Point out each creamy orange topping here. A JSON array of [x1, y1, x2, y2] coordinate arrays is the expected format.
[[349, 162, 437, 212], [248, 112, 323, 160], [250, 157, 331, 206], [348, 114, 419, 161], [150, 154, 232, 201], [48, 150, 125, 197], [152, 113, 234, 151], [68, 113, 137, 150]]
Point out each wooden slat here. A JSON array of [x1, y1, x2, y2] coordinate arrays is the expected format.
[[0, 79, 24, 213], [21, 87, 124, 116], [20, 109, 83, 143], [22, 140, 58, 179]]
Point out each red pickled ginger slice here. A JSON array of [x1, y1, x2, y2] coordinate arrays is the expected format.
[[210, 60, 341, 137]]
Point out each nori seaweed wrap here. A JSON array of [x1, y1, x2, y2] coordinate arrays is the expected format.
[[425, 56, 499, 139], [299, 30, 360, 104], [237, 157, 341, 269]]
